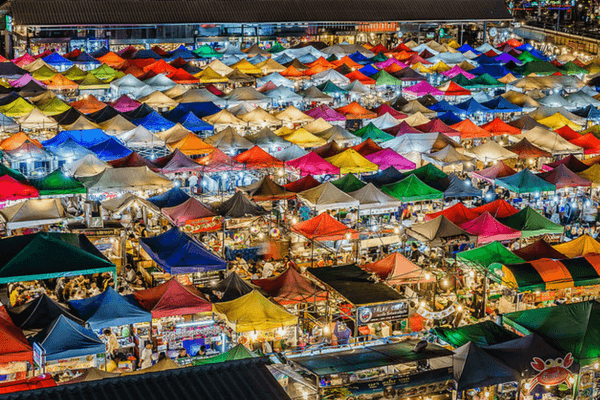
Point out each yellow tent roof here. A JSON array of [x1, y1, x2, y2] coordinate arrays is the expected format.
[[256, 58, 287, 74], [302, 117, 333, 134], [212, 290, 298, 332], [429, 61, 451, 73], [401, 112, 431, 126], [412, 62, 432, 74], [203, 59, 234, 76], [196, 67, 228, 83], [325, 148, 379, 173], [578, 164, 600, 185], [138, 90, 179, 109], [203, 109, 244, 126], [0, 97, 36, 117], [498, 73, 518, 84], [274, 126, 294, 136], [229, 59, 262, 75], [447, 40, 461, 49], [553, 234, 600, 258], [282, 128, 326, 148], [538, 112, 582, 131]]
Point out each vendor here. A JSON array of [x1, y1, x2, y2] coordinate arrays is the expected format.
[[333, 321, 351, 345], [104, 328, 119, 358], [177, 348, 188, 359], [140, 342, 154, 369]]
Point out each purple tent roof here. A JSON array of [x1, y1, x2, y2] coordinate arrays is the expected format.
[[111, 95, 141, 112], [441, 66, 476, 79], [305, 104, 346, 121], [495, 53, 523, 65], [285, 151, 340, 176], [374, 58, 408, 69], [10, 74, 46, 88], [404, 81, 443, 96], [365, 148, 416, 170], [152, 149, 203, 174], [162, 197, 215, 226]]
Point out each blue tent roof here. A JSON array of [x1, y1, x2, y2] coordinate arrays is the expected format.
[[362, 166, 405, 188], [169, 45, 196, 60], [131, 49, 162, 59], [70, 287, 151, 330], [429, 99, 463, 115], [164, 102, 221, 122], [437, 111, 463, 125], [457, 44, 480, 54], [474, 54, 500, 65], [444, 173, 482, 198], [359, 64, 379, 77], [297, 54, 318, 64], [147, 186, 190, 208], [42, 129, 111, 148], [248, 55, 269, 65], [42, 52, 74, 68], [32, 315, 106, 361], [348, 51, 371, 64], [179, 111, 214, 132], [140, 227, 227, 274], [73, 52, 101, 65], [46, 138, 93, 160], [469, 64, 512, 78], [88, 137, 133, 161], [133, 111, 176, 132], [481, 96, 523, 113], [574, 105, 600, 120], [455, 98, 493, 115]]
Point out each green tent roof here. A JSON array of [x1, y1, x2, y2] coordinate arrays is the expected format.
[[31, 65, 58, 81], [352, 123, 394, 142], [191, 344, 258, 366], [381, 174, 443, 202], [498, 206, 563, 237], [516, 51, 540, 63], [469, 73, 503, 88], [457, 241, 525, 271], [560, 61, 588, 75], [372, 70, 403, 86], [503, 301, 600, 365], [495, 169, 555, 194], [0, 232, 115, 283], [434, 321, 519, 348], [520, 61, 561, 76], [30, 169, 86, 195], [316, 80, 348, 94], [0, 163, 28, 182], [78, 73, 110, 89], [331, 173, 367, 193], [193, 45, 223, 58], [0, 98, 36, 117], [326, 54, 338, 62], [370, 53, 388, 63], [63, 65, 88, 81], [451, 74, 474, 87], [411, 163, 448, 186], [268, 43, 286, 54]]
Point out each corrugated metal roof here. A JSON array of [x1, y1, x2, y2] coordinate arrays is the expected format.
[[0, 359, 291, 400], [10, 0, 511, 26]]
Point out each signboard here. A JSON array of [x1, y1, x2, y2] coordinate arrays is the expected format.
[[182, 216, 222, 233], [33, 342, 45, 369], [417, 304, 456, 320], [357, 301, 408, 325]]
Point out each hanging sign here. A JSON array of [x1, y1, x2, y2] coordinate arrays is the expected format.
[[525, 354, 575, 394], [417, 304, 456, 320], [357, 301, 408, 324]]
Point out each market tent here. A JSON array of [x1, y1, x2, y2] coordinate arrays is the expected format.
[[364, 149, 416, 171], [450, 119, 492, 139], [132, 278, 212, 318], [292, 212, 358, 241], [70, 287, 151, 330], [381, 174, 443, 202], [553, 234, 600, 258], [7, 293, 84, 334], [30, 169, 86, 195], [239, 176, 295, 201], [116, 126, 165, 149], [234, 145, 284, 169], [286, 151, 340, 176], [498, 206, 563, 237], [407, 215, 477, 246], [425, 145, 474, 168], [460, 212, 521, 244], [352, 123, 394, 142], [471, 160, 517, 183], [152, 149, 202, 174], [252, 267, 327, 305], [335, 101, 376, 119], [513, 239, 567, 261], [453, 342, 519, 391], [0, 175, 38, 201], [204, 127, 254, 152], [212, 272, 259, 303], [457, 241, 524, 271], [351, 138, 384, 157], [481, 117, 522, 136], [543, 154, 588, 173], [169, 132, 215, 156], [215, 191, 268, 218], [283, 175, 321, 193], [87, 137, 133, 162], [0, 306, 32, 364], [518, 126, 583, 155], [0, 198, 67, 230], [191, 344, 257, 366], [140, 227, 226, 274], [81, 166, 173, 192], [246, 128, 291, 150], [213, 290, 298, 332], [100, 193, 158, 215], [496, 169, 556, 194], [330, 173, 367, 193], [348, 182, 403, 211], [60, 368, 119, 384], [325, 148, 378, 174], [434, 321, 519, 348], [64, 153, 111, 178], [282, 127, 326, 148], [161, 197, 216, 227], [442, 173, 482, 198], [537, 164, 592, 189], [425, 203, 481, 225], [297, 181, 359, 210], [361, 252, 430, 285], [503, 301, 600, 365], [505, 138, 552, 159], [578, 164, 600, 185], [466, 140, 518, 162], [362, 166, 405, 188]]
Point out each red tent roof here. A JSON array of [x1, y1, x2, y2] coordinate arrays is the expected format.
[[132, 278, 212, 318], [373, 104, 407, 119], [361, 252, 432, 284], [345, 70, 376, 85], [162, 197, 215, 226], [480, 118, 521, 136], [168, 68, 199, 84], [234, 146, 284, 169], [439, 80, 471, 96], [471, 199, 519, 219], [390, 43, 414, 53], [417, 119, 461, 137], [384, 121, 423, 136], [537, 164, 592, 189], [151, 46, 169, 56], [283, 175, 321, 192], [451, 119, 492, 139], [0, 175, 39, 201], [471, 160, 517, 183], [370, 44, 390, 53], [555, 126, 581, 141], [108, 152, 157, 168], [351, 138, 384, 156], [291, 212, 358, 241], [196, 148, 244, 172], [569, 133, 600, 155], [425, 202, 480, 225], [542, 154, 588, 173], [143, 59, 177, 75], [0, 375, 56, 394], [505, 138, 552, 159], [335, 102, 377, 119], [460, 211, 521, 244], [0, 306, 32, 364], [252, 267, 327, 305], [513, 239, 566, 261]]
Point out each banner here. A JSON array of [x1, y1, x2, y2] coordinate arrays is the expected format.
[[417, 304, 456, 320], [357, 302, 408, 325], [183, 216, 222, 233]]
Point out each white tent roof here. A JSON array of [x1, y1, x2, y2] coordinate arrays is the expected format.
[[64, 153, 112, 178], [116, 126, 166, 148]]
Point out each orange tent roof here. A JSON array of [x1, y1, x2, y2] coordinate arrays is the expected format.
[[123, 65, 145, 78], [280, 65, 304, 78], [303, 64, 332, 76], [169, 133, 215, 156], [345, 70, 376, 85], [195, 148, 243, 172], [308, 57, 336, 69], [143, 59, 178, 75], [480, 117, 521, 136], [96, 52, 126, 68], [362, 253, 432, 284], [332, 56, 362, 69], [384, 63, 405, 73], [450, 119, 492, 139], [234, 146, 284, 169], [371, 44, 390, 53], [0, 132, 42, 151], [70, 95, 107, 114], [291, 212, 358, 241], [438, 80, 471, 96], [46, 73, 78, 90], [335, 102, 377, 119], [394, 51, 414, 61], [168, 68, 199, 84]]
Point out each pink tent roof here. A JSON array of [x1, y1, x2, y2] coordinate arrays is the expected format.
[[285, 151, 340, 176], [111, 95, 142, 112], [305, 104, 346, 121], [374, 58, 408, 69], [441, 66, 476, 79], [10, 74, 46, 88], [403, 81, 443, 96], [385, 121, 423, 136], [416, 119, 461, 137], [365, 148, 416, 170], [471, 160, 517, 183], [460, 211, 521, 244], [162, 197, 215, 226], [12, 53, 36, 67]]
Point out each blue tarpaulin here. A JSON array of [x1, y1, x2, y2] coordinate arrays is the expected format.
[[455, 98, 494, 115], [362, 166, 405, 188], [348, 51, 371, 64], [359, 64, 379, 76], [169, 45, 197, 60], [438, 111, 463, 125], [32, 315, 106, 361], [140, 227, 227, 274], [70, 287, 151, 330], [147, 187, 190, 208], [133, 111, 176, 132], [428, 100, 463, 115], [481, 97, 523, 113], [179, 111, 214, 132], [88, 137, 133, 161], [444, 173, 483, 198], [42, 129, 111, 148], [164, 102, 222, 122]]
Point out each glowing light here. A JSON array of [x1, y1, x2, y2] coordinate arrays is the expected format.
[[425, 273, 431, 280]]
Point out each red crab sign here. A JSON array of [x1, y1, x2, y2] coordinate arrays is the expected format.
[[525, 353, 575, 394]]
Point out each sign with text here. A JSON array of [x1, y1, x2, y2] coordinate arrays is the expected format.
[[357, 301, 408, 325]]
